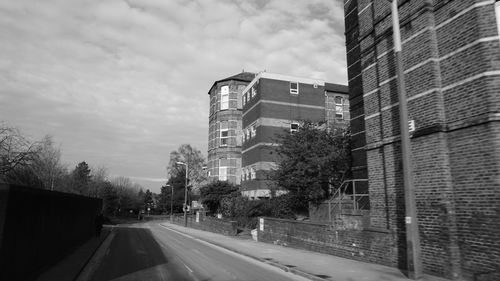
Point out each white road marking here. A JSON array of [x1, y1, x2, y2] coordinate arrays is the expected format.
[[157, 224, 310, 281], [182, 262, 194, 273]]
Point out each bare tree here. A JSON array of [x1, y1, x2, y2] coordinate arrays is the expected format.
[[167, 144, 207, 194], [31, 135, 64, 190], [0, 124, 40, 177], [91, 165, 108, 197]]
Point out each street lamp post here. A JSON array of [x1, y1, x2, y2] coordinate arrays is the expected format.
[[176, 161, 189, 227], [388, 0, 422, 279], [164, 184, 173, 222]]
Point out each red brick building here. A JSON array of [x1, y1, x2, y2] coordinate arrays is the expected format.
[[344, 0, 500, 279], [241, 72, 349, 199], [207, 72, 255, 185]]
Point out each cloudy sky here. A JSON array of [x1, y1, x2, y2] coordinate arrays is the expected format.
[[0, 0, 347, 193]]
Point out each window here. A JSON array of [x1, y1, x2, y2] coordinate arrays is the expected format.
[[251, 87, 257, 98], [496, 2, 500, 37], [290, 82, 299, 94], [219, 166, 227, 181], [247, 127, 252, 139], [290, 122, 299, 134], [243, 130, 247, 142], [250, 168, 256, 180], [220, 86, 229, 110], [242, 169, 246, 181], [242, 93, 246, 107], [220, 129, 229, 146], [335, 96, 343, 119], [250, 124, 256, 138]]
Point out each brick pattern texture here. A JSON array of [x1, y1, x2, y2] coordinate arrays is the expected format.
[[345, 0, 500, 280]]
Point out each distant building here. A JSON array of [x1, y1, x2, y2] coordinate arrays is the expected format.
[[240, 72, 349, 199], [206, 72, 255, 185], [344, 0, 500, 280]]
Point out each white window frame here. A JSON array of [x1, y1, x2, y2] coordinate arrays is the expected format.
[[220, 128, 229, 147], [251, 87, 256, 98], [242, 168, 246, 181], [250, 124, 256, 138], [335, 96, 344, 119], [290, 82, 299, 95], [250, 167, 256, 180], [242, 93, 246, 107], [247, 127, 252, 139], [219, 166, 228, 181], [496, 1, 500, 38], [290, 122, 299, 134], [220, 86, 229, 110]]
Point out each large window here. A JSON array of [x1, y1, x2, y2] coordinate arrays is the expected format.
[[220, 129, 228, 146], [335, 96, 344, 119], [219, 166, 227, 181], [290, 122, 299, 134], [496, 1, 500, 37], [220, 86, 229, 110], [290, 82, 299, 94]]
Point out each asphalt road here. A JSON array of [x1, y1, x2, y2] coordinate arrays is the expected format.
[[90, 223, 309, 281]]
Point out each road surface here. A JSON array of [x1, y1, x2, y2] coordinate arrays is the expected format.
[[90, 223, 309, 281]]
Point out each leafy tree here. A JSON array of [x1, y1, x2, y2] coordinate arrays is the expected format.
[[144, 189, 153, 208], [167, 144, 207, 195], [158, 184, 173, 213], [272, 121, 351, 213], [199, 181, 239, 214], [166, 168, 190, 213], [71, 161, 91, 195]]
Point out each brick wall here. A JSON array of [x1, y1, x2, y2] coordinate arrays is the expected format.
[[344, 0, 500, 280], [171, 214, 238, 236], [257, 217, 398, 267]]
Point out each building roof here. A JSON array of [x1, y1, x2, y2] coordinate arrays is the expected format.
[[325, 83, 349, 94], [207, 72, 255, 95]]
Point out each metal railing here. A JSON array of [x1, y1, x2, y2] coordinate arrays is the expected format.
[[328, 179, 369, 222]]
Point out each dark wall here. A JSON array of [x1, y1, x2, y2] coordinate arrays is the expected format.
[[0, 184, 102, 281]]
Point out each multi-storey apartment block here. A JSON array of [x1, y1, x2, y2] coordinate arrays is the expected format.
[[344, 0, 500, 280], [207, 72, 255, 185], [240, 72, 349, 199]]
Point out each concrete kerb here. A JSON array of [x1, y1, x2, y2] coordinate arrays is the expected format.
[[75, 226, 116, 281], [159, 223, 329, 281]]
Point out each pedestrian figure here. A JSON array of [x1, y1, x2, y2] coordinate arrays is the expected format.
[[95, 213, 104, 237]]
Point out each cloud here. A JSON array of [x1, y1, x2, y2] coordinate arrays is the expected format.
[[0, 0, 347, 193]]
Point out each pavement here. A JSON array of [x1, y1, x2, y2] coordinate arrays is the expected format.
[[159, 222, 450, 281], [36, 221, 450, 281], [36, 227, 112, 281]]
